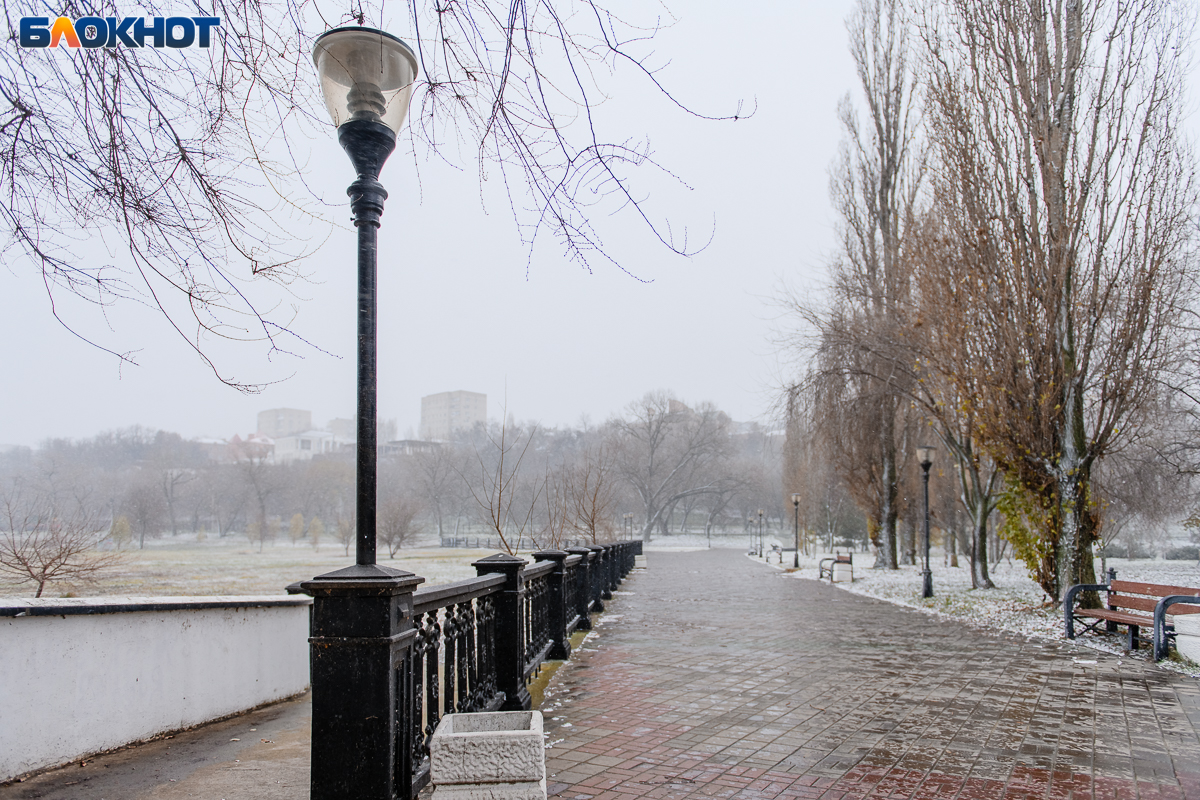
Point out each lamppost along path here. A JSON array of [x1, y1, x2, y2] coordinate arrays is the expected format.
[[791, 492, 801, 568], [302, 27, 422, 800], [918, 445, 935, 599]]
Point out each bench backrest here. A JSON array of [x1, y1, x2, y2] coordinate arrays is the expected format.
[[1109, 580, 1200, 615]]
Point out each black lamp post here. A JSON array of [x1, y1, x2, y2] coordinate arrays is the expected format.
[[757, 509, 764, 557], [302, 27, 422, 800], [918, 445, 936, 599], [792, 493, 801, 568], [310, 26, 418, 569]]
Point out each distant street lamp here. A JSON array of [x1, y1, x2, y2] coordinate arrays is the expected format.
[[792, 493, 801, 568], [917, 445, 936, 598], [757, 509, 764, 557]]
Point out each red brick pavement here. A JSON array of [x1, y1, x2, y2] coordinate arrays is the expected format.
[[541, 549, 1200, 800]]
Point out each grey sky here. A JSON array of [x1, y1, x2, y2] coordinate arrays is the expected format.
[[0, 1, 856, 447]]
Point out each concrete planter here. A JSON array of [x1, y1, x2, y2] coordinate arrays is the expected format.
[[430, 711, 546, 800], [1174, 614, 1200, 663]]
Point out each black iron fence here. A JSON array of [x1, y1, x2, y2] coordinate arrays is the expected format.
[[294, 540, 642, 800]]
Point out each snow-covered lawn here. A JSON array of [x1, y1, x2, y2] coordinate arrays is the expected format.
[[0, 534, 500, 599], [763, 549, 1200, 677]]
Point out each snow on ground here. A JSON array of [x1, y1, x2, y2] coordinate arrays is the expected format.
[[0, 533, 500, 599], [742, 546, 1200, 677], [12, 527, 1198, 678]]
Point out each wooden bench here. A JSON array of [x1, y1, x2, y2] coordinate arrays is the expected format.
[[1064, 570, 1200, 660], [819, 553, 852, 582]]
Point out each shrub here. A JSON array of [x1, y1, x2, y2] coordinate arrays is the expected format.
[[1165, 546, 1200, 561]]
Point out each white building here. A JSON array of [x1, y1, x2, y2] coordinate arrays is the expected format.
[[420, 391, 486, 441]]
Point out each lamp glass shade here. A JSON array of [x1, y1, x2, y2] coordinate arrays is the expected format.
[[791, 493, 801, 505], [917, 445, 936, 467], [313, 27, 418, 133]]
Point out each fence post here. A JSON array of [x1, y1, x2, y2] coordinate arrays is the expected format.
[[596, 545, 614, 600], [302, 566, 424, 800], [533, 550, 571, 659], [604, 544, 619, 596], [567, 547, 594, 630], [472, 553, 531, 711], [584, 545, 604, 611]]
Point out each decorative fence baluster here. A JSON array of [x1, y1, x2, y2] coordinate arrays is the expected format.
[[475, 594, 498, 706], [425, 610, 442, 752], [454, 602, 470, 712]]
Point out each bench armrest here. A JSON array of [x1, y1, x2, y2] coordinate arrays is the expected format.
[[1153, 596, 1200, 661], [1064, 583, 1110, 639]]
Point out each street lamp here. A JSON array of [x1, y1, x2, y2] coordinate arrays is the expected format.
[[757, 509, 764, 557], [302, 28, 421, 800], [312, 26, 418, 569], [917, 445, 936, 598], [791, 493, 801, 568]]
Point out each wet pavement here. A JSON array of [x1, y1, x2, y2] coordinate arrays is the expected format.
[[5, 548, 1200, 800], [541, 549, 1200, 800], [0, 693, 311, 800]]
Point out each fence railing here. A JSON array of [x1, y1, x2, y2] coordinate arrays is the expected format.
[[295, 540, 642, 800]]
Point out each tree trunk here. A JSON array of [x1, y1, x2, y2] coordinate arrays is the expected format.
[[970, 504, 993, 589], [879, 410, 899, 569]]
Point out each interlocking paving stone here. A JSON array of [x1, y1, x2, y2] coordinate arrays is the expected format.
[[542, 549, 1200, 800]]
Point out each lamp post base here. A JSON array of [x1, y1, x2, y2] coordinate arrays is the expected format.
[[921, 569, 933, 599]]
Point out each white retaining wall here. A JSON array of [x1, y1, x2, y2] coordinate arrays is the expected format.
[[0, 595, 312, 781]]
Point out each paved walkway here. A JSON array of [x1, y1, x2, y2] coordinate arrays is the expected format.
[[5, 549, 1200, 800], [541, 550, 1200, 800]]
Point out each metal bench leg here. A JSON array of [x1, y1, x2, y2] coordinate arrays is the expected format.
[[1128, 625, 1139, 651]]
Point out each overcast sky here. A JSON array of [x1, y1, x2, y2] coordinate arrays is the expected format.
[[0, 1, 857, 448]]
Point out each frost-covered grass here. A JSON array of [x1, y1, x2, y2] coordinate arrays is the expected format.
[[0, 533, 498, 599], [759, 549, 1200, 677]]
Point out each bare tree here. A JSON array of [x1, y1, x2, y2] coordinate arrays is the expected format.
[[232, 438, 282, 542], [0, 495, 124, 597], [536, 467, 573, 551], [406, 444, 466, 539], [377, 497, 423, 558], [784, 0, 923, 568], [335, 516, 355, 557], [565, 445, 618, 545], [288, 513, 305, 546], [123, 472, 167, 549], [463, 419, 543, 555], [608, 392, 733, 542], [920, 0, 1197, 599], [1, 0, 743, 382]]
